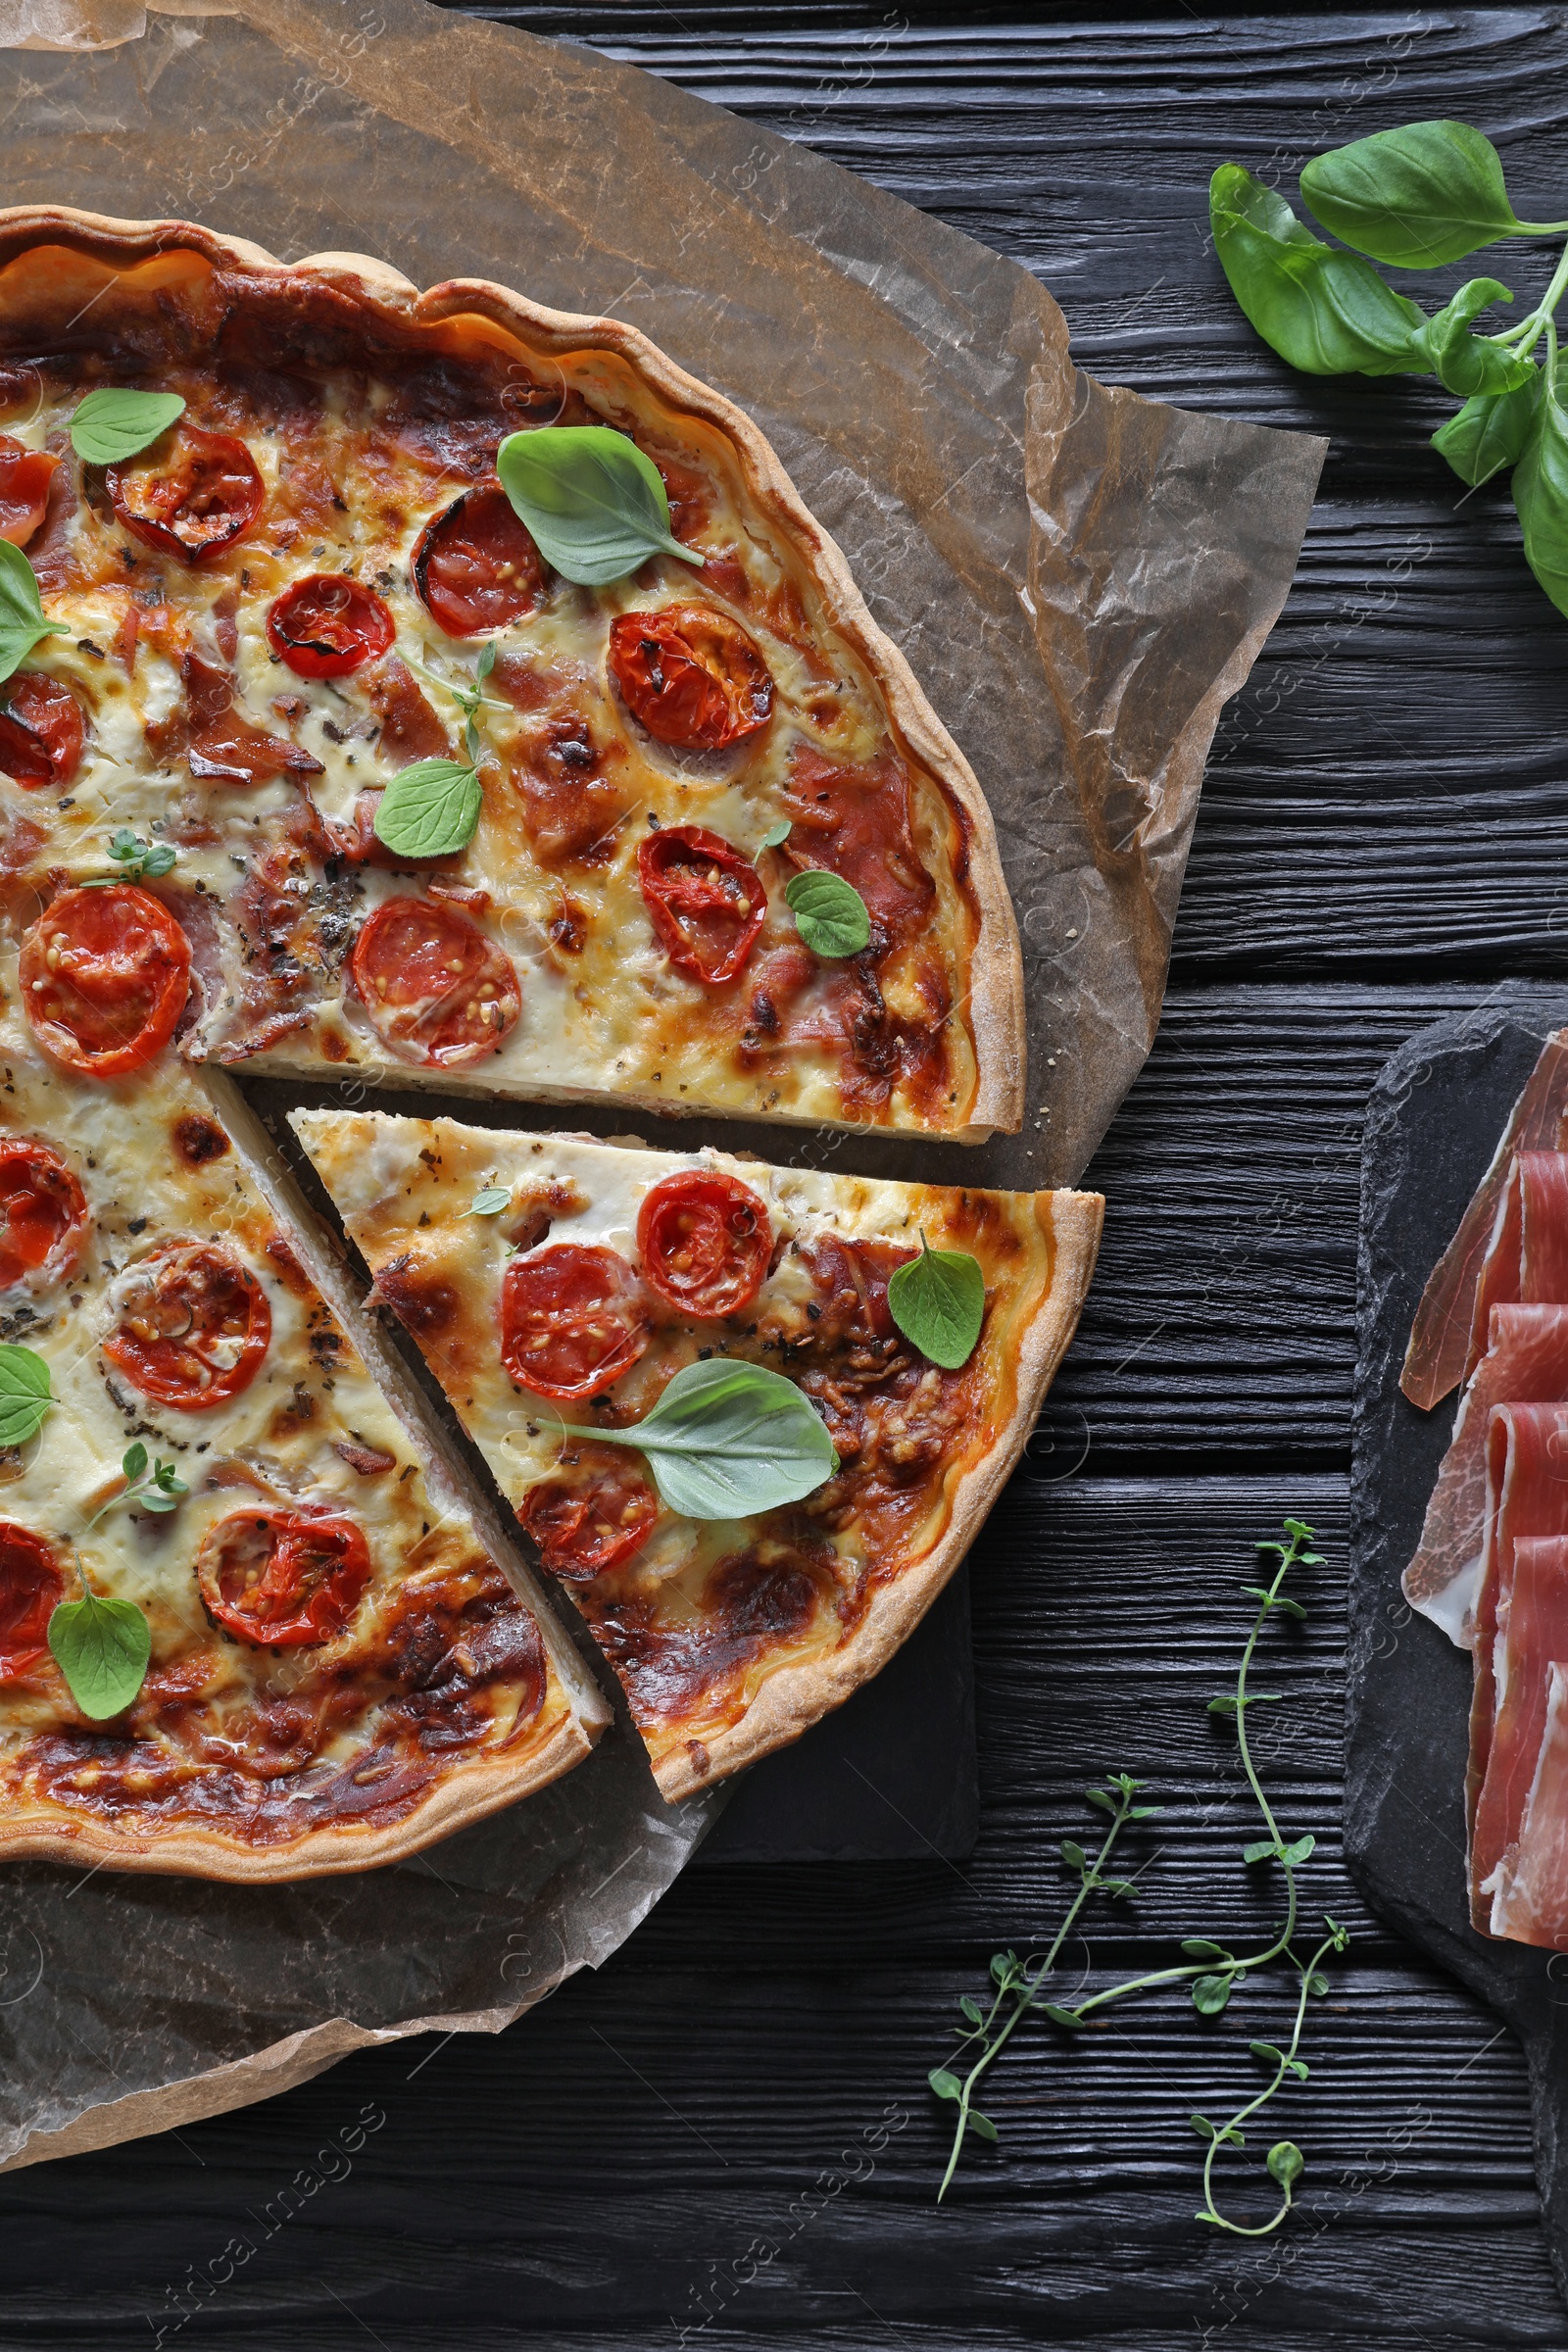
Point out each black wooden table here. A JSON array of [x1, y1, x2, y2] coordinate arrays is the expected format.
[[8, 9, 1568, 2345]]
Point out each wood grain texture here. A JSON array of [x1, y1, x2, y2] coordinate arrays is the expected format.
[[1, 9, 1561, 2347]]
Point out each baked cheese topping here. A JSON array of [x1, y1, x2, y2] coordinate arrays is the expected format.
[[0, 314, 986, 1134], [294, 1109, 1060, 1780]]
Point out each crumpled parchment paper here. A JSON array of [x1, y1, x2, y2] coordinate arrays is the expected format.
[[0, 0, 1325, 2164]]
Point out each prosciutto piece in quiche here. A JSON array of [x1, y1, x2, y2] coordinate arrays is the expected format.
[[292, 1111, 1102, 1799]]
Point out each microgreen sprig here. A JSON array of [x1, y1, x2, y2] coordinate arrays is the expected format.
[[929, 1519, 1346, 2233]]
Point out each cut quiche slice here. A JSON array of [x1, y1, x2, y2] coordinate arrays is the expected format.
[[291, 1109, 1102, 1799], [0, 1015, 607, 1881]]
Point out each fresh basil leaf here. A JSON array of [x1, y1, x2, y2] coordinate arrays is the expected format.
[[590, 1356, 836, 1518], [496, 426, 706, 588], [1209, 165, 1432, 377], [888, 1234, 986, 1369], [0, 1342, 51, 1446], [373, 759, 482, 858], [1434, 377, 1544, 487], [0, 538, 67, 690], [1414, 278, 1534, 398], [70, 388, 185, 466], [784, 868, 871, 958], [48, 1590, 150, 1719], [466, 1186, 511, 1217], [1299, 122, 1540, 269], [1513, 383, 1568, 619], [759, 819, 793, 851]]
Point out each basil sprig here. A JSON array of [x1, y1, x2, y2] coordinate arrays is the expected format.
[[48, 1444, 185, 1720], [586, 1357, 836, 1519], [374, 646, 497, 858], [496, 426, 706, 588], [1210, 122, 1568, 620], [0, 541, 67, 691], [70, 388, 185, 466], [888, 1236, 986, 1370], [0, 1343, 51, 1447], [785, 869, 871, 958]]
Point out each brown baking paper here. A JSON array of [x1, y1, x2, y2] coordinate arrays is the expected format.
[[0, 0, 1324, 2163]]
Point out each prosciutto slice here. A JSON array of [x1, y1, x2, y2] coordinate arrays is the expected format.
[[1467, 1408, 1568, 1928], [1462, 1153, 1568, 1385], [1492, 1655, 1568, 1947], [1471, 1531, 1568, 1932], [1403, 1304, 1568, 1647], [1402, 1031, 1568, 1411]]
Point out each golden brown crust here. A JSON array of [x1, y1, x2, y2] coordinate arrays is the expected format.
[[651, 1188, 1103, 1799], [0, 204, 1025, 1141], [0, 1709, 594, 1884]]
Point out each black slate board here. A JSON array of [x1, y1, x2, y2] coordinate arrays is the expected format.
[[1350, 988, 1568, 2306]]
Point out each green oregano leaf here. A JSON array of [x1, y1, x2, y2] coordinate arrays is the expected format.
[[958, 1994, 984, 2027], [888, 1233, 986, 1370], [48, 1590, 150, 1720], [927, 2068, 961, 2102], [0, 1343, 51, 1446], [466, 1187, 512, 1217], [784, 867, 871, 958], [373, 759, 482, 858], [496, 425, 705, 588], [1059, 1839, 1086, 1872], [1191, 1974, 1233, 2017], [1038, 2002, 1083, 2029], [1243, 1837, 1280, 1865], [965, 2111, 999, 2144], [759, 819, 792, 851], [0, 539, 68, 690], [70, 388, 186, 466], [587, 1356, 837, 1519], [1266, 2141, 1304, 2189], [1182, 1939, 1227, 1961], [1279, 1834, 1316, 1866]]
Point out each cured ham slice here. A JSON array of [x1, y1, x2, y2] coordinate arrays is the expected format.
[[1403, 1304, 1568, 1647], [1492, 1656, 1568, 1947], [1462, 1152, 1568, 1386], [1402, 1031, 1568, 1411], [1470, 1528, 1568, 1932]]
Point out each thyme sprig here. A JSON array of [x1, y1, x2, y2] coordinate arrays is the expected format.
[[929, 1519, 1346, 2233]]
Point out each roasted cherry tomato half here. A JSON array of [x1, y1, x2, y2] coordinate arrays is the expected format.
[[519, 1457, 659, 1582], [413, 479, 546, 638], [197, 1507, 372, 1648], [0, 435, 59, 548], [266, 572, 396, 679], [637, 824, 766, 987], [0, 671, 85, 791], [608, 606, 773, 751], [107, 424, 264, 564], [103, 1241, 272, 1412], [501, 1243, 650, 1402], [0, 1523, 62, 1680], [0, 1140, 88, 1294], [637, 1169, 772, 1320], [21, 884, 190, 1080], [350, 896, 521, 1068]]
